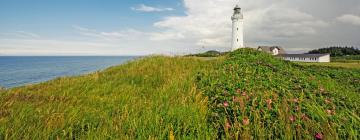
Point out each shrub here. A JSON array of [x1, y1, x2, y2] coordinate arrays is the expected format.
[[197, 48, 360, 139]]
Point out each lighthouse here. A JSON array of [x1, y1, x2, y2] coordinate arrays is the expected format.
[[231, 5, 244, 51]]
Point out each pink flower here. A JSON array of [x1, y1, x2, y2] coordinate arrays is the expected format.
[[293, 98, 299, 103], [225, 121, 231, 129], [315, 133, 323, 140], [320, 87, 325, 92], [289, 115, 296, 122], [266, 99, 272, 104], [266, 99, 272, 109], [301, 114, 309, 121], [223, 101, 229, 107], [326, 109, 332, 115], [236, 89, 241, 94], [241, 91, 247, 96], [242, 117, 250, 126], [326, 109, 335, 115]]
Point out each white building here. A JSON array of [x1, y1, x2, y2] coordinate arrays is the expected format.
[[278, 54, 330, 63], [257, 46, 286, 56], [231, 5, 244, 51], [257, 46, 330, 63]]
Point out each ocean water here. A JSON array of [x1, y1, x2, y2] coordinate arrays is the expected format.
[[0, 56, 137, 88]]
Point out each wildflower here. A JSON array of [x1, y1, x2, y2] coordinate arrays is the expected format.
[[293, 98, 299, 103], [295, 106, 300, 111], [326, 109, 332, 115], [242, 91, 247, 96], [301, 114, 309, 121], [266, 99, 272, 109], [266, 99, 272, 105], [325, 99, 331, 104], [326, 109, 336, 115], [314, 133, 323, 140], [223, 101, 229, 107], [320, 87, 325, 92], [225, 120, 231, 130], [289, 115, 296, 122], [242, 117, 250, 126]]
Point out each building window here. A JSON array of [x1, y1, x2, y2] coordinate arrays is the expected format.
[[237, 28, 239, 31], [237, 39, 238, 42]]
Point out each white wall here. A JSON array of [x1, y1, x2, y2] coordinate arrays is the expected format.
[[318, 54, 330, 62], [282, 57, 324, 63], [231, 17, 244, 50]]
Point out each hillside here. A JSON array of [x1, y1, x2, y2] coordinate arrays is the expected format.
[[1, 49, 359, 139]]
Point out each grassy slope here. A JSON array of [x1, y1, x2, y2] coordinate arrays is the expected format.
[[197, 49, 360, 139], [0, 50, 359, 139], [0, 56, 222, 139]]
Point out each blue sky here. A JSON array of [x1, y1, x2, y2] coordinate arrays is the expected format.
[[0, 0, 184, 40], [0, 0, 359, 56]]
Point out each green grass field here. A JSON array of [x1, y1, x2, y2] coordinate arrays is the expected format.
[[297, 61, 360, 69], [296, 55, 360, 69], [0, 49, 359, 139]]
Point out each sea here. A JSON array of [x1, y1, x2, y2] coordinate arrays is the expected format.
[[0, 56, 137, 88]]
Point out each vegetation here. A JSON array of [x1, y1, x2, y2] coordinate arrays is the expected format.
[[186, 50, 225, 57], [0, 49, 359, 139], [298, 54, 360, 70], [308, 46, 360, 57], [332, 55, 360, 62], [197, 49, 360, 139], [298, 61, 360, 69], [0, 56, 221, 139]]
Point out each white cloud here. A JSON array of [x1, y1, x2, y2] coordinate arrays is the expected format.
[[337, 14, 360, 26], [2, 0, 359, 56], [131, 4, 174, 12], [0, 31, 41, 39], [72, 25, 148, 41], [151, 0, 328, 49]]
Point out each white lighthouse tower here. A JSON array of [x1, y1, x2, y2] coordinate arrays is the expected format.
[[231, 5, 244, 51]]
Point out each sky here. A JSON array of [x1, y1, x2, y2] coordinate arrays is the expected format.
[[0, 0, 359, 56]]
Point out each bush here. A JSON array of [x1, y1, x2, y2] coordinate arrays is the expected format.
[[197, 48, 360, 139]]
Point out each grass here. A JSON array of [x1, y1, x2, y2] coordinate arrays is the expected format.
[[296, 55, 360, 69], [0, 49, 359, 139], [332, 55, 360, 61], [0, 56, 222, 139], [197, 49, 360, 139], [297, 62, 360, 69]]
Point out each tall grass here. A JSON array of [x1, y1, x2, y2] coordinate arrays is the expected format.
[[197, 49, 360, 139], [0, 56, 221, 139], [0, 50, 359, 139]]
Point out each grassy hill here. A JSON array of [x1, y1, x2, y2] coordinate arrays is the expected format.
[[0, 49, 359, 139]]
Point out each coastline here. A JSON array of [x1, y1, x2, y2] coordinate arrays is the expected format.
[[0, 56, 137, 88]]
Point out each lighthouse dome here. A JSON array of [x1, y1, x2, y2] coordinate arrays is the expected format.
[[232, 5, 243, 20]]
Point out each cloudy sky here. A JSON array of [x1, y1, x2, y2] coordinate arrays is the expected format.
[[0, 0, 359, 56]]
